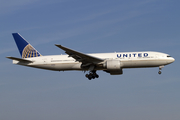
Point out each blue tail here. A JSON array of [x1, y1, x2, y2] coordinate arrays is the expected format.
[[12, 33, 42, 58]]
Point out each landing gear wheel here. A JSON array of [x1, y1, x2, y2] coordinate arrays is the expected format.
[[158, 66, 164, 75], [158, 65, 164, 75], [88, 74, 92, 80], [95, 74, 99, 78], [85, 70, 99, 80], [85, 74, 89, 78]]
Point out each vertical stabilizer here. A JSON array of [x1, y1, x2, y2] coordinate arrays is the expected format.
[[12, 33, 42, 58]]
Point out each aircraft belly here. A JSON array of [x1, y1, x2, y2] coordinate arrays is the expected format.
[[28, 63, 82, 71], [55, 63, 82, 70]]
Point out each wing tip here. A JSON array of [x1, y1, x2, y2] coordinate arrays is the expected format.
[[6, 56, 11, 59], [55, 44, 60, 46], [55, 44, 63, 48]]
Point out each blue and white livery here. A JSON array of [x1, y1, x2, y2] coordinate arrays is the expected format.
[[12, 33, 42, 58], [7, 33, 175, 80]]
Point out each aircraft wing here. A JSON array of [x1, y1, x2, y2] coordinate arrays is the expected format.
[[6, 56, 33, 63], [55, 44, 104, 64]]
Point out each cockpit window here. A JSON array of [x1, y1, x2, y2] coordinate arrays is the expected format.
[[167, 55, 171, 57]]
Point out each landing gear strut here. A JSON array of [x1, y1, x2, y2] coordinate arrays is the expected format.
[[85, 70, 99, 80], [158, 66, 164, 75]]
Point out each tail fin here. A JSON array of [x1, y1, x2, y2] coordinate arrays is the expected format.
[[12, 33, 42, 58]]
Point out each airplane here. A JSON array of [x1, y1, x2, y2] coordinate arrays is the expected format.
[[7, 33, 175, 80]]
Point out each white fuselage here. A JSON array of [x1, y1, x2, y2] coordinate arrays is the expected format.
[[13, 51, 175, 71]]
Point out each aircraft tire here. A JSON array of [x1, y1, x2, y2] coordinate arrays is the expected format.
[[95, 74, 99, 78], [85, 74, 89, 78], [88, 74, 92, 80]]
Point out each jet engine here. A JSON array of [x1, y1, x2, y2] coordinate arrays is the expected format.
[[103, 60, 123, 75]]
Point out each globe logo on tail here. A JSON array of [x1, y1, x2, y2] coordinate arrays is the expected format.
[[22, 44, 42, 58]]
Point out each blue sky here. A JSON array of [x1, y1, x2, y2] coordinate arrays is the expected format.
[[0, 0, 180, 120]]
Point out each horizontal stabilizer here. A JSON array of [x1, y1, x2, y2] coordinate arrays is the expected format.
[[6, 56, 33, 63]]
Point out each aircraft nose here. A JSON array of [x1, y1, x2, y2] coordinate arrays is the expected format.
[[172, 57, 175, 62], [168, 57, 175, 64]]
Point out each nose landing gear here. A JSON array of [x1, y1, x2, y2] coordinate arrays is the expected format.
[[158, 66, 164, 75], [85, 70, 99, 80]]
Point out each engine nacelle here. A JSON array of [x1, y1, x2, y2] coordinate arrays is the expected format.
[[103, 60, 123, 75], [104, 60, 121, 70]]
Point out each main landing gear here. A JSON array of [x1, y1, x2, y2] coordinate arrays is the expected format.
[[158, 66, 164, 75], [85, 70, 99, 80]]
